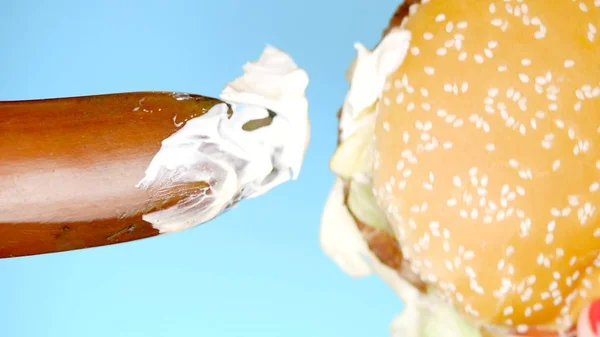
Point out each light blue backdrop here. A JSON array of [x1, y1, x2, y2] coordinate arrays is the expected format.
[[0, 1, 403, 336]]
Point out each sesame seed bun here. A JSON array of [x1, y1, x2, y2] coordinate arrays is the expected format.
[[372, 0, 600, 335]]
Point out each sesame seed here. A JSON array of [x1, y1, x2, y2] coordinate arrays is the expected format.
[[547, 221, 557, 234], [435, 13, 446, 22], [570, 256, 578, 266], [408, 3, 420, 15], [534, 30, 545, 40], [442, 228, 450, 239], [484, 48, 493, 58], [424, 32, 434, 40], [453, 176, 462, 188], [517, 325, 529, 333], [396, 92, 404, 104], [551, 208, 561, 217], [424, 66, 435, 75], [445, 22, 454, 33], [457, 82, 468, 94], [552, 160, 561, 171], [410, 46, 420, 56], [519, 73, 530, 83], [564, 59, 575, 68], [498, 259, 505, 271], [506, 246, 514, 256]]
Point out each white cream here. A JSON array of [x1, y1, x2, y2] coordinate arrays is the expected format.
[[220, 45, 310, 182], [339, 28, 412, 142], [137, 45, 310, 233]]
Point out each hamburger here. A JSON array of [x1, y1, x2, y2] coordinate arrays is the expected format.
[[320, 1, 600, 336]]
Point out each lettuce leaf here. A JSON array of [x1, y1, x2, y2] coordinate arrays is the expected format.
[[347, 179, 392, 234]]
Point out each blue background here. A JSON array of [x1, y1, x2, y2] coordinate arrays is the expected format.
[[0, 1, 403, 336]]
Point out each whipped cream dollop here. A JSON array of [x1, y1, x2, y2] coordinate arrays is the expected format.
[[137, 45, 310, 233]]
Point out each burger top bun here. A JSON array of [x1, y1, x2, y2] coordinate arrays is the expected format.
[[372, 0, 600, 335]]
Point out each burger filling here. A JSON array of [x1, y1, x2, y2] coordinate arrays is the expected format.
[[320, 25, 484, 337]]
